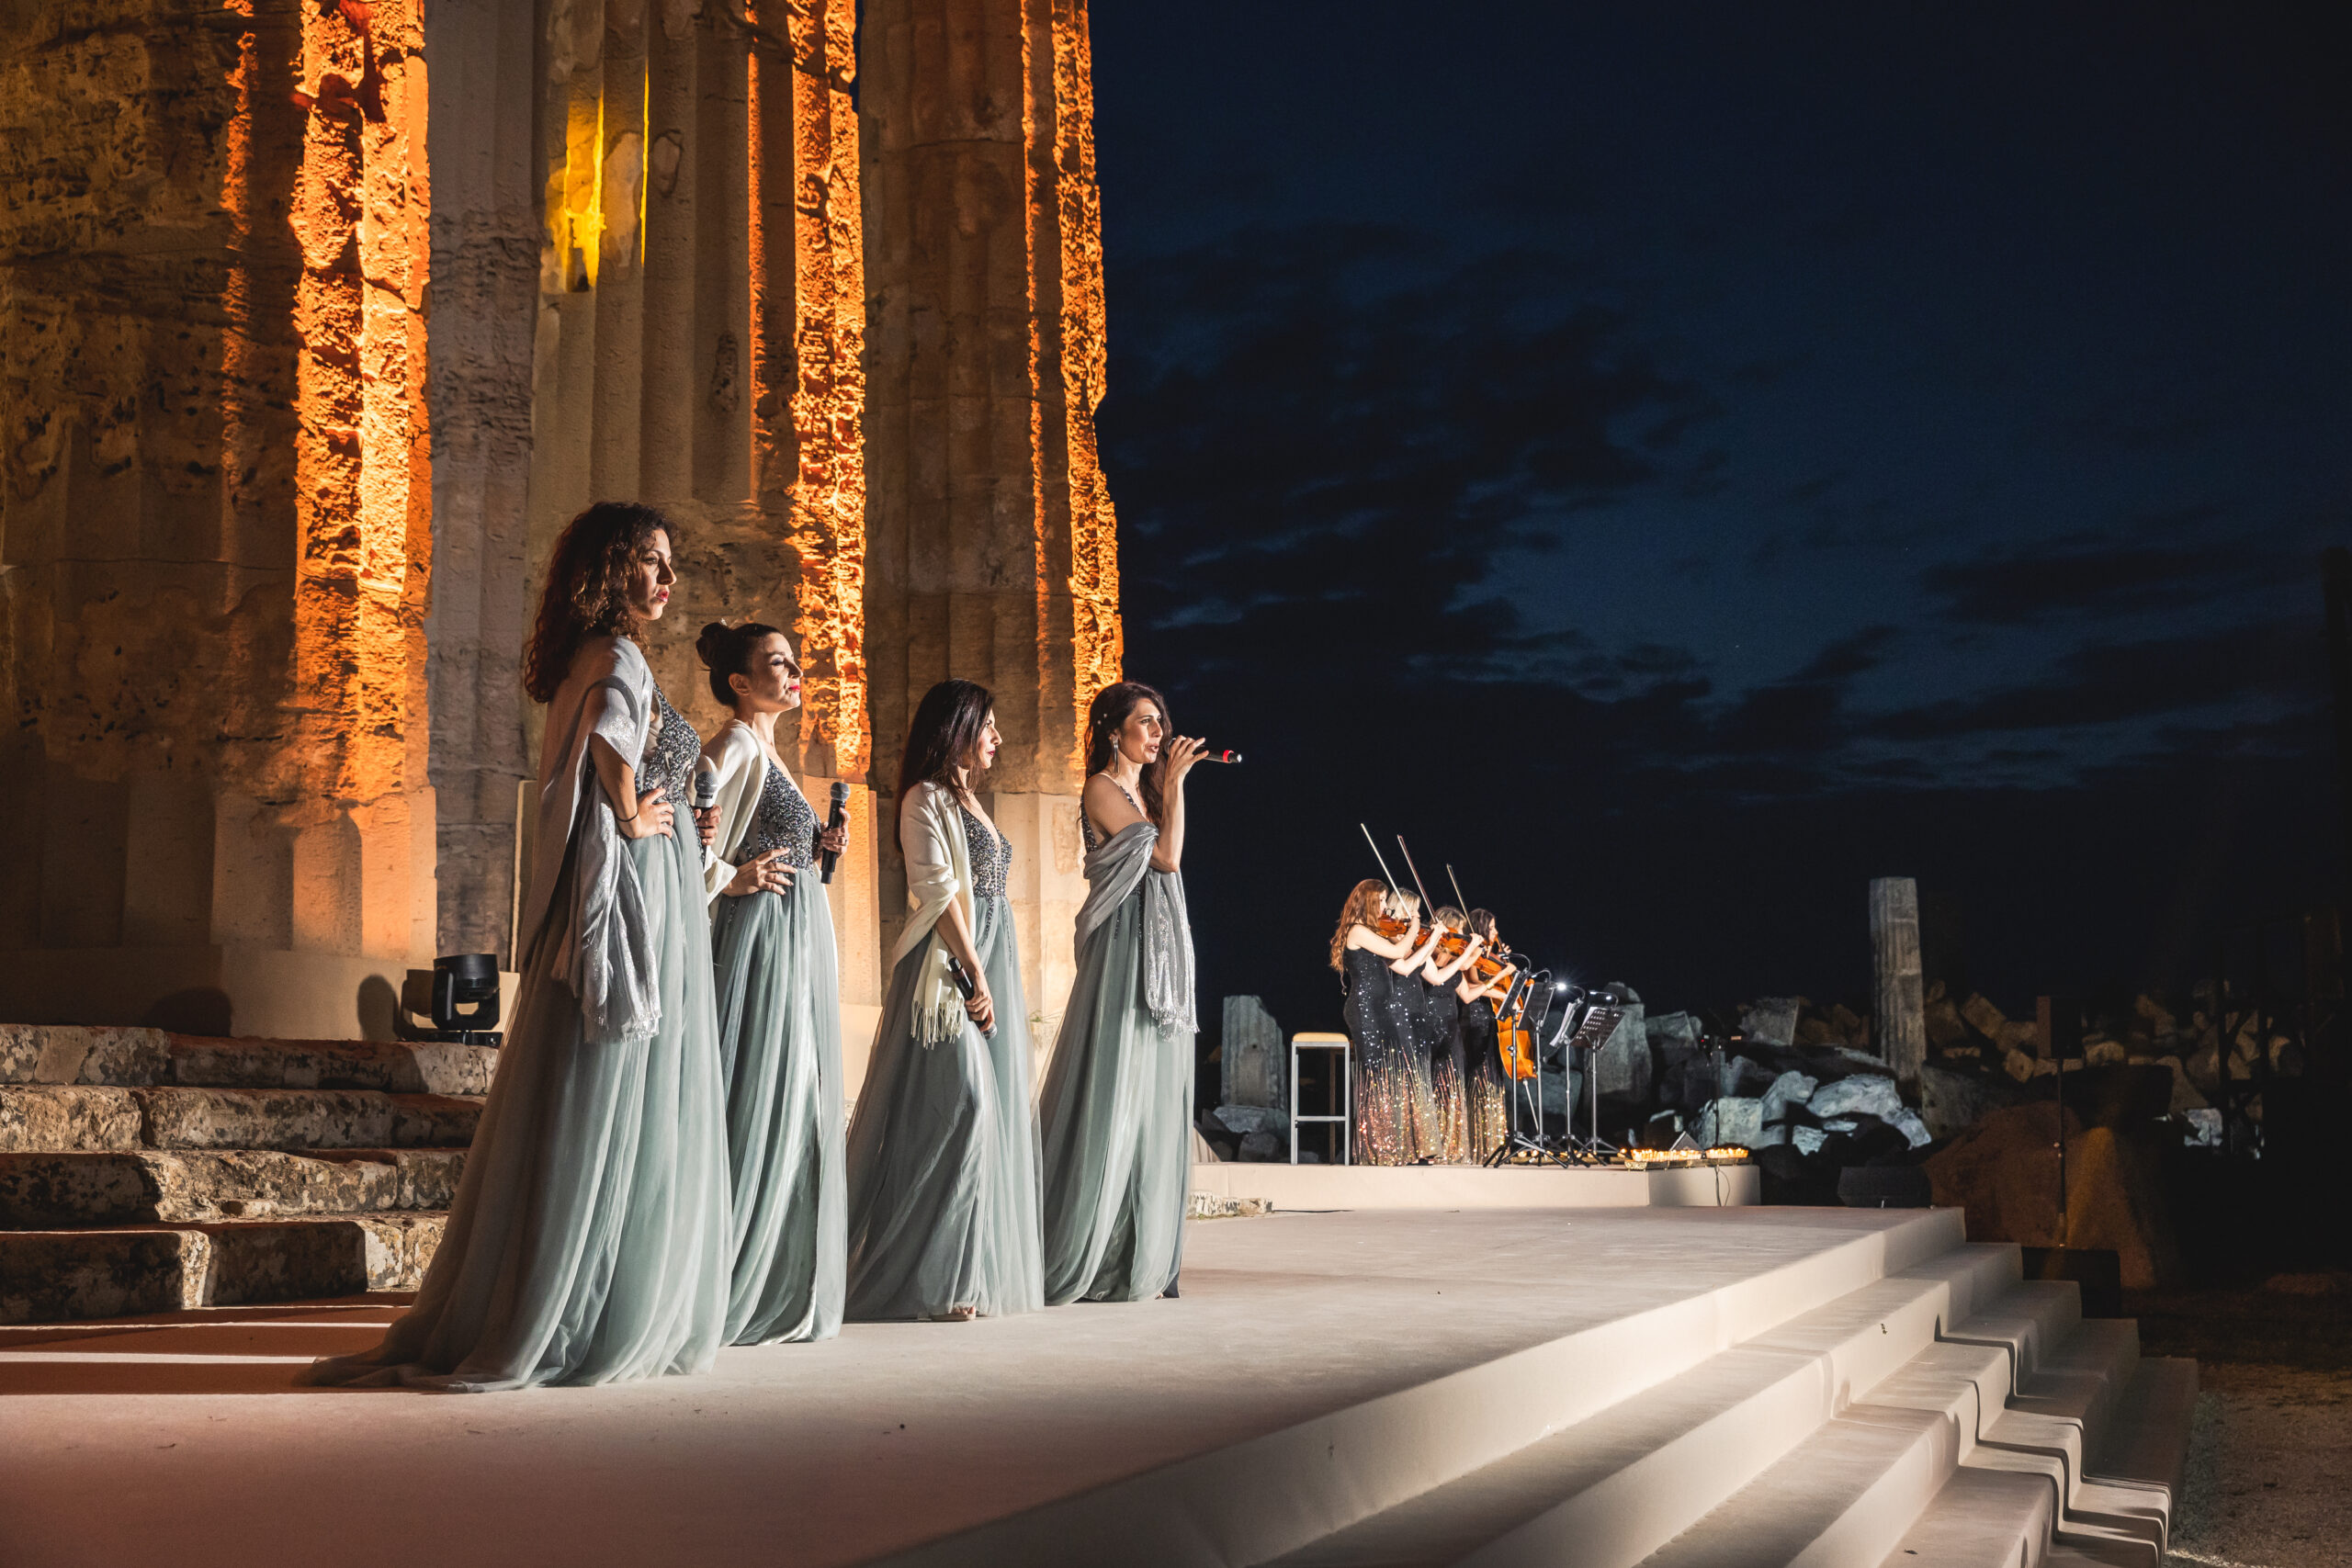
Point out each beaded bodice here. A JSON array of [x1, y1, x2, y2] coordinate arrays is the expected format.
[[642, 685, 700, 813], [743, 755, 820, 869], [958, 803, 1009, 903], [1079, 773, 1146, 853]]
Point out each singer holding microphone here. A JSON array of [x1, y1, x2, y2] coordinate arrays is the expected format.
[[842, 680, 1044, 1322], [693, 622, 850, 1345], [1037, 681, 1208, 1304]]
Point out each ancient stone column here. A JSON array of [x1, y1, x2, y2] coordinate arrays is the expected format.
[[0, 0, 436, 1038], [519, 0, 881, 1066], [860, 0, 1123, 1060], [1871, 876, 1928, 1092], [423, 0, 544, 964]]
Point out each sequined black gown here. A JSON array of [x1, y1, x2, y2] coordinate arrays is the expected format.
[[1343, 944, 1434, 1166]]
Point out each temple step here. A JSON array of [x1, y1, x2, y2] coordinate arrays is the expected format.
[[0, 1213, 444, 1323], [0, 1148, 466, 1225], [0, 1022, 496, 1095], [0, 1085, 482, 1154]]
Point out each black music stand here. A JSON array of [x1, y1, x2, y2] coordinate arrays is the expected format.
[[1558, 991, 1625, 1162], [1483, 966, 1578, 1168]]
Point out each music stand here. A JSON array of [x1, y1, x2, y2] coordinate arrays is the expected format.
[[1483, 964, 1577, 1168], [1558, 994, 1625, 1160]]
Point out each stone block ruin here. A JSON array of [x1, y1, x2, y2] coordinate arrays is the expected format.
[[0, 0, 1122, 1071]]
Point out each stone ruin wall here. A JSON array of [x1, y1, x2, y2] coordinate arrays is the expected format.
[[860, 0, 1123, 1046], [0, 0, 1122, 1055], [0, 1, 434, 994]]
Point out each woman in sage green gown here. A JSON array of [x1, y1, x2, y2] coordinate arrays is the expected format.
[[842, 680, 1044, 1322], [1038, 681, 1207, 1304], [306, 502, 730, 1392], [695, 621, 850, 1345]]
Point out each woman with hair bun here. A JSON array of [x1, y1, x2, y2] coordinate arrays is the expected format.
[[1036, 681, 1207, 1303], [695, 620, 850, 1345], [307, 502, 729, 1391], [842, 679, 1044, 1322]]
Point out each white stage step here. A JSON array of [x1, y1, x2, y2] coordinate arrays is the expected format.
[[0, 1206, 2193, 1568]]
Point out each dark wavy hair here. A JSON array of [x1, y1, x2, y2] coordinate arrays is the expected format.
[[695, 620, 788, 709], [1083, 681, 1172, 824], [522, 502, 675, 703], [896, 680, 994, 843], [1466, 908, 1498, 942]]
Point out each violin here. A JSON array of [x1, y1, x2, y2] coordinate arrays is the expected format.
[[1363, 914, 1513, 991], [1361, 913, 1532, 1078]]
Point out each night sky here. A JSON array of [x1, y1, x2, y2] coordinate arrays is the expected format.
[[1080, 1, 2352, 1042]]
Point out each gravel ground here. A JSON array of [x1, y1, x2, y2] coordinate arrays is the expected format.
[[2126, 1274, 2352, 1568]]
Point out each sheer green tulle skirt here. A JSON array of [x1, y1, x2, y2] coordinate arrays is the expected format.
[[1036, 888, 1195, 1304], [710, 875, 845, 1344], [304, 827, 731, 1391], [842, 894, 1044, 1320]]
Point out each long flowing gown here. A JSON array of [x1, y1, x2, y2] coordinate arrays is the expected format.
[[704, 724, 844, 1345], [1036, 814, 1197, 1305], [1344, 946, 1424, 1167], [842, 794, 1043, 1320], [1426, 977, 1471, 1164], [1464, 995, 1510, 1162], [306, 645, 730, 1390]]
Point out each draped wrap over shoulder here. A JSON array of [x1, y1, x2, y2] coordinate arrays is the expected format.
[[520, 637, 662, 1046], [1075, 820, 1196, 1034]]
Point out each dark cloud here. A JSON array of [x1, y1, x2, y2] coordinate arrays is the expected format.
[[1105, 224, 1709, 682], [1871, 623, 2316, 741], [1921, 527, 2290, 626]]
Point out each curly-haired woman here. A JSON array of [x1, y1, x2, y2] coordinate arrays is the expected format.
[[306, 501, 731, 1391]]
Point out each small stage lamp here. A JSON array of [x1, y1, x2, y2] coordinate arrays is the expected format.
[[397, 953, 503, 1046]]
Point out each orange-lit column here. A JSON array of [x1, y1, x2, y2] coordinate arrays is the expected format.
[[860, 0, 1124, 1055]]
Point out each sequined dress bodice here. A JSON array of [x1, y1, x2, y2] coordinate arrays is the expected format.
[[642, 685, 701, 816], [958, 804, 1009, 903], [743, 753, 820, 869]]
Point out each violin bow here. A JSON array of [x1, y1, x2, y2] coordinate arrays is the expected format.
[[1359, 823, 1402, 893], [1395, 835, 1438, 917], [1445, 863, 1469, 914]]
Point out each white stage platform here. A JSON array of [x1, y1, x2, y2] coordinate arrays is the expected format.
[[1190, 1158, 1760, 1210], [0, 1205, 2189, 1568]]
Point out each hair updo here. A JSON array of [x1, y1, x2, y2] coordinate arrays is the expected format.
[[695, 619, 788, 708]]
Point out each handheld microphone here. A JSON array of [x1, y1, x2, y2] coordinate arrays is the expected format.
[[692, 758, 719, 865], [819, 780, 849, 884], [945, 954, 994, 1035], [1201, 749, 1243, 764]]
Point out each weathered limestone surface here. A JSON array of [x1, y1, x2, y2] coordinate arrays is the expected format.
[[422, 0, 541, 961], [0, 1228, 204, 1324], [0, 1087, 145, 1154], [0, 1148, 464, 1225], [1871, 877, 1928, 1091], [862, 0, 1121, 1040], [133, 1087, 481, 1151], [0, 1025, 172, 1086], [165, 1035, 497, 1095], [0, 1, 437, 1035]]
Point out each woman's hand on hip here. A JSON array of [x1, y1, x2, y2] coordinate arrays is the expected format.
[[618, 784, 674, 840]]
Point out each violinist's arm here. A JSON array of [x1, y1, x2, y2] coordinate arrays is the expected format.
[[1347, 921, 1416, 960], [1428, 933, 1485, 984], [1389, 925, 1442, 976]]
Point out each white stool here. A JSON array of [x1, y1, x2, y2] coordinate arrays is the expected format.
[[1290, 1032, 1351, 1166]]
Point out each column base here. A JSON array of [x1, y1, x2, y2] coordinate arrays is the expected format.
[[0, 945, 449, 1040]]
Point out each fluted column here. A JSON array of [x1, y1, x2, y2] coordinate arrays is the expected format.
[[861, 0, 1121, 1053]]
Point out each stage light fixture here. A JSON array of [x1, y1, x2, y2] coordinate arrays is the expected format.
[[398, 953, 503, 1045]]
